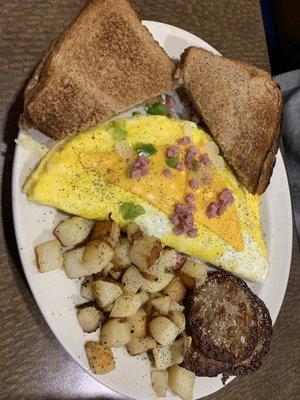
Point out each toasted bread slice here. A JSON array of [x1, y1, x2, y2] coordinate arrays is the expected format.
[[20, 0, 177, 139], [177, 47, 282, 194]]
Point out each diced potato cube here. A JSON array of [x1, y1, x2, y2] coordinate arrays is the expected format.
[[122, 265, 144, 294], [168, 312, 186, 333], [63, 247, 87, 278], [112, 238, 131, 270], [179, 260, 207, 288], [85, 341, 115, 374], [101, 318, 131, 347], [54, 217, 94, 247], [127, 222, 143, 242], [129, 237, 162, 270], [128, 309, 147, 338], [82, 239, 115, 275], [90, 220, 120, 248], [92, 280, 122, 308], [36, 240, 63, 272], [142, 272, 173, 293], [137, 291, 150, 305], [151, 370, 168, 398], [109, 269, 122, 280], [151, 296, 171, 316], [162, 276, 186, 302], [110, 293, 142, 318], [149, 317, 179, 346], [169, 301, 185, 313], [156, 249, 178, 271], [80, 276, 96, 301], [77, 306, 102, 333], [126, 336, 157, 356], [152, 345, 174, 369], [145, 249, 177, 279], [168, 365, 195, 400], [171, 337, 192, 364], [101, 262, 114, 278]]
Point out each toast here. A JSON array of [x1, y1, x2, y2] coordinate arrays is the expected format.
[[177, 47, 282, 194], [20, 0, 177, 139]]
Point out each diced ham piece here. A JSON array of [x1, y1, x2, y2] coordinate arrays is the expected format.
[[219, 188, 234, 205], [131, 155, 149, 179], [171, 202, 197, 238], [184, 146, 198, 169], [166, 95, 176, 108], [166, 145, 180, 158], [176, 162, 184, 171], [177, 136, 192, 146], [189, 178, 200, 190], [201, 174, 212, 186], [199, 153, 212, 166], [187, 228, 198, 238], [162, 168, 173, 179], [185, 193, 196, 204], [206, 202, 220, 219]]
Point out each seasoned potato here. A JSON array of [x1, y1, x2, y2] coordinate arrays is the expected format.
[[77, 306, 102, 333], [142, 272, 173, 293], [92, 280, 122, 308], [137, 291, 150, 306], [126, 336, 157, 356], [80, 276, 96, 300], [168, 365, 195, 400], [128, 309, 147, 338], [36, 240, 63, 272], [129, 236, 162, 270], [152, 345, 174, 369], [100, 262, 114, 278], [110, 293, 142, 318], [168, 312, 186, 334], [112, 237, 131, 270], [54, 217, 94, 247], [171, 337, 192, 364], [127, 222, 143, 242], [162, 276, 186, 302], [144, 249, 176, 279], [169, 301, 185, 313], [63, 247, 87, 278], [101, 318, 131, 347], [156, 249, 178, 272], [179, 260, 207, 288], [109, 269, 122, 280], [149, 317, 179, 346], [151, 370, 168, 398], [82, 239, 115, 274], [90, 220, 120, 248], [85, 341, 115, 374], [151, 296, 171, 316], [122, 265, 144, 294]]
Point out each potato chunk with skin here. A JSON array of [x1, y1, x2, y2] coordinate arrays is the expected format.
[[82, 239, 115, 274], [142, 272, 173, 293], [168, 312, 186, 333], [112, 237, 131, 270], [77, 306, 102, 333], [63, 247, 87, 278], [162, 276, 186, 302], [54, 217, 94, 247], [171, 337, 192, 364], [90, 220, 120, 248], [122, 265, 144, 294], [85, 342, 115, 374], [128, 309, 147, 338], [152, 345, 174, 370], [151, 370, 168, 398], [168, 365, 195, 400], [92, 280, 122, 308], [129, 237, 162, 270], [179, 260, 207, 288], [126, 336, 157, 356], [151, 296, 171, 316], [36, 240, 63, 272], [149, 317, 179, 346], [101, 318, 131, 347], [127, 222, 143, 242], [110, 293, 142, 318], [80, 276, 95, 300], [145, 249, 178, 279]]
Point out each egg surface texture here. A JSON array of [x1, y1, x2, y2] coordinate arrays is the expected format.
[[24, 116, 268, 282]]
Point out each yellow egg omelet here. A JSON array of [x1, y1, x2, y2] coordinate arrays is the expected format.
[[24, 116, 269, 282]]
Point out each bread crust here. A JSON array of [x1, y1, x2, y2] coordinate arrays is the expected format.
[[178, 46, 283, 194]]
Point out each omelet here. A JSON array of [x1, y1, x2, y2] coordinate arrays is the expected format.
[[24, 116, 268, 282]]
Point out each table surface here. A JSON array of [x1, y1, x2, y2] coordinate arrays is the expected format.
[[1, 1, 299, 399]]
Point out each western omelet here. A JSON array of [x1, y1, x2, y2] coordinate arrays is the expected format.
[[24, 116, 268, 282]]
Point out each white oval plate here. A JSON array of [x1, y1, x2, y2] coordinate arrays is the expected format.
[[12, 21, 293, 400]]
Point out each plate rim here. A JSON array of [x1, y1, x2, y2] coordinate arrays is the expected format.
[[11, 20, 293, 400]]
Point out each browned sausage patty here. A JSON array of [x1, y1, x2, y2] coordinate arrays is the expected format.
[[182, 272, 272, 377]]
